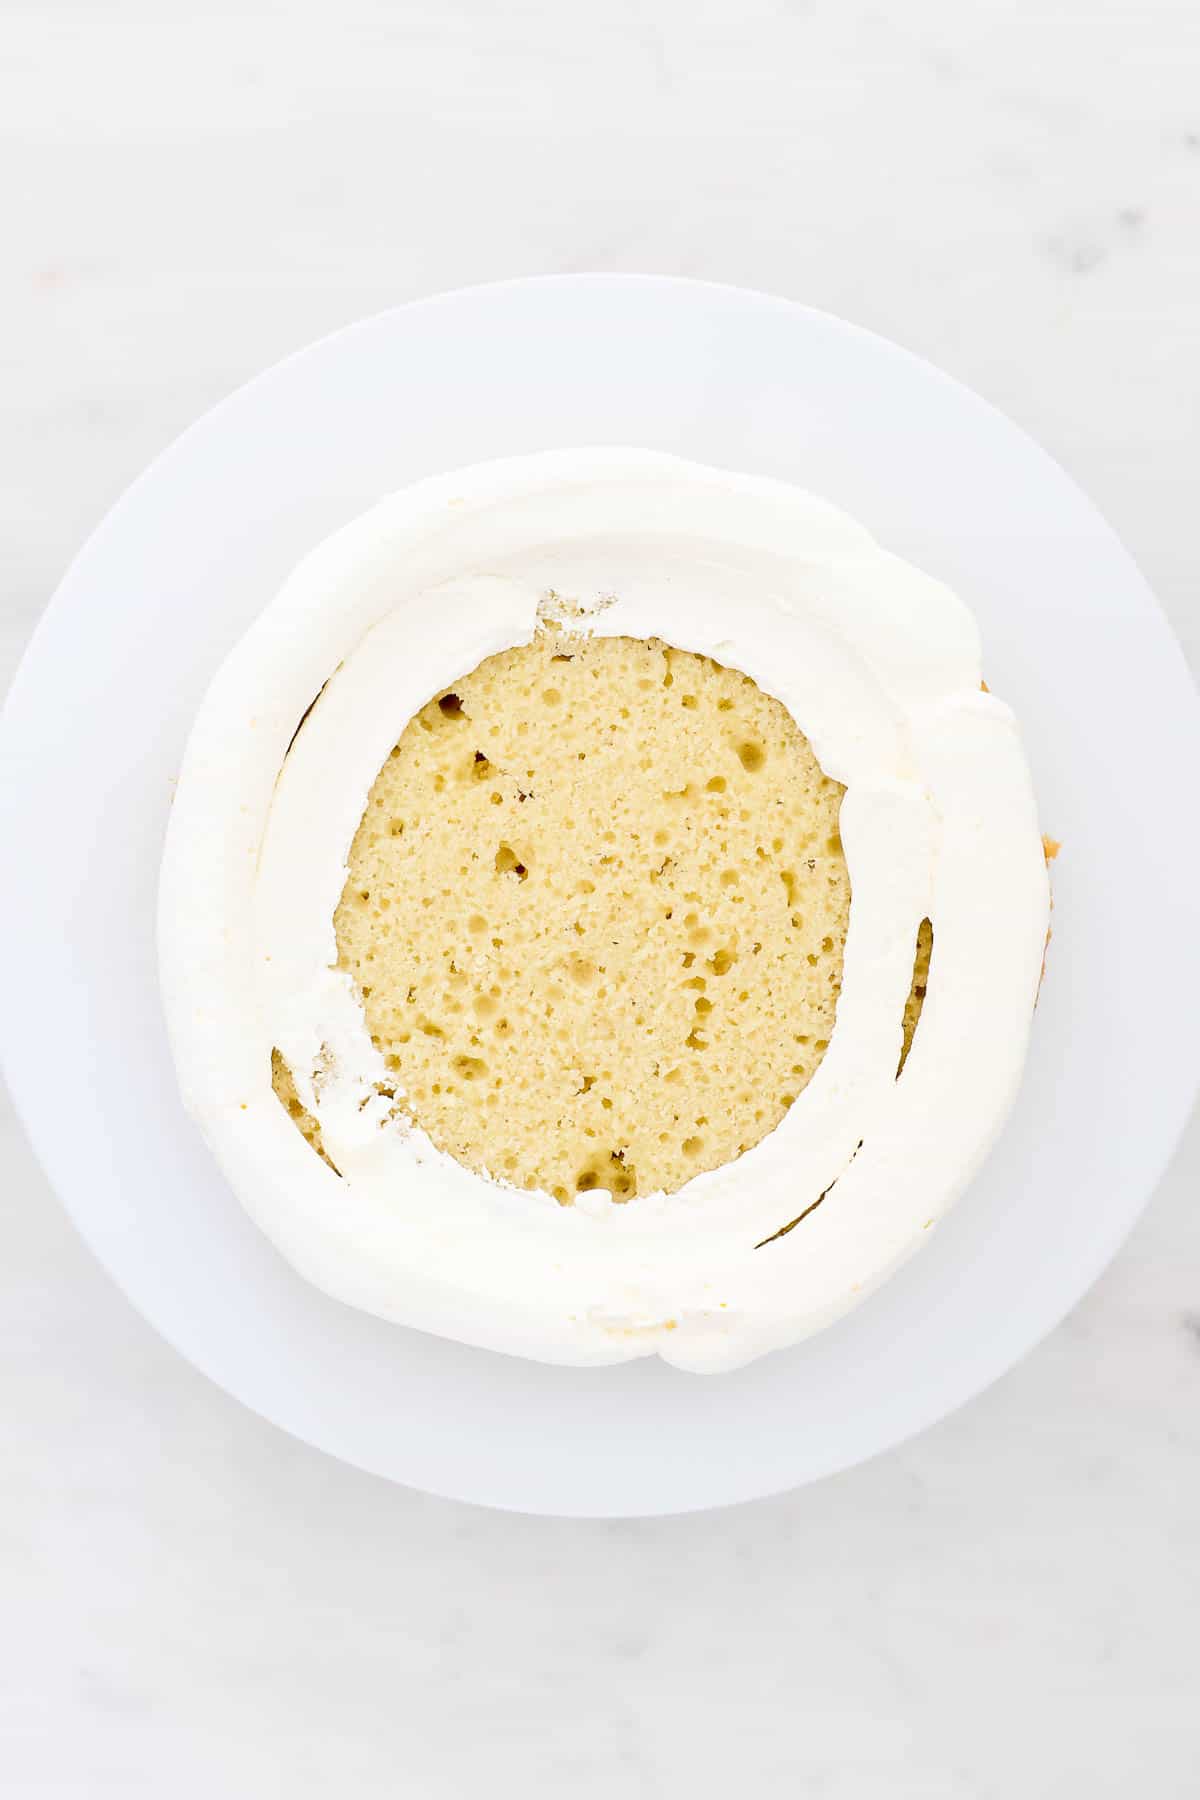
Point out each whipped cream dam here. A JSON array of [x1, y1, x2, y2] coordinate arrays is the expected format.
[[159, 450, 1049, 1371]]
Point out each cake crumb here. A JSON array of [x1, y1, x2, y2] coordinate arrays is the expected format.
[[321, 635, 852, 1199]]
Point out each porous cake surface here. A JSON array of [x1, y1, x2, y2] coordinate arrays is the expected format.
[[287, 632, 851, 1200]]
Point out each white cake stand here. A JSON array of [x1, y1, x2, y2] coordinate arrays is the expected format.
[[3, 276, 1197, 1515]]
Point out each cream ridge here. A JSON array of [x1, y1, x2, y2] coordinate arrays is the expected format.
[[158, 449, 1049, 1371]]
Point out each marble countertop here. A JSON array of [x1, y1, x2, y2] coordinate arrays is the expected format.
[[3, 2, 1198, 1793]]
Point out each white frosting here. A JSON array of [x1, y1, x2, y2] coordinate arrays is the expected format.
[[158, 450, 1049, 1371]]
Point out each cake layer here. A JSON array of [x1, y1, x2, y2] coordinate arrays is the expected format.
[[320, 633, 850, 1201]]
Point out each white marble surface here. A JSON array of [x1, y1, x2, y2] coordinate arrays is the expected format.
[[3, 2, 1199, 1793]]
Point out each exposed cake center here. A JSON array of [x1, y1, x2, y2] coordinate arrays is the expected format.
[[296, 633, 851, 1200]]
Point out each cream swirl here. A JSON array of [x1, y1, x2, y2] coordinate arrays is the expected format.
[[159, 450, 1049, 1371]]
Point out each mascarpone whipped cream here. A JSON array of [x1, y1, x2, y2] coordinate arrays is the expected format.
[[159, 449, 1049, 1371]]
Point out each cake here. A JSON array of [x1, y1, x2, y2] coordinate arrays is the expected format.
[[316, 631, 853, 1203], [159, 449, 1050, 1371]]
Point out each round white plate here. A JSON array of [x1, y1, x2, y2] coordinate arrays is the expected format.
[[3, 276, 1198, 1517]]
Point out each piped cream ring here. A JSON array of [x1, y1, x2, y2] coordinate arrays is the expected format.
[[159, 450, 1048, 1371]]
